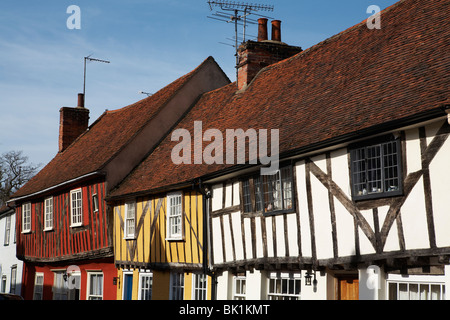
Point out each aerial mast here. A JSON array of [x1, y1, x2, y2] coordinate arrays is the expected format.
[[207, 1, 274, 82]]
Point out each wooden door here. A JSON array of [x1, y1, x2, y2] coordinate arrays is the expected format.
[[338, 277, 359, 300]]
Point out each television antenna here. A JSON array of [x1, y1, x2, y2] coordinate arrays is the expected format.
[[83, 55, 110, 107], [207, 1, 274, 80]]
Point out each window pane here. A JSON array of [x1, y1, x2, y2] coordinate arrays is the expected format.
[[242, 180, 252, 213]]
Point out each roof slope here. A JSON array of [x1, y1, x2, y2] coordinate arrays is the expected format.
[[109, 0, 450, 198], [12, 57, 221, 199]]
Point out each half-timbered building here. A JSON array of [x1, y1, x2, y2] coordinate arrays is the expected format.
[[107, 0, 449, 300], [206, 0, 450, 300], [7, 57, 229, 300]]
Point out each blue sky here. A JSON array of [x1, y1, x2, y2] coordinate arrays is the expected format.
[[0, 0, 399, 168]]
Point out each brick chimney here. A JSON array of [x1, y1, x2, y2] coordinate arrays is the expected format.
[[58, 93, 89, 152], [237, 19, 302, 91]]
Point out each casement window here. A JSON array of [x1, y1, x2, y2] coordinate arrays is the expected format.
[[192, 273, 208, 300], [387, 275, 445, 300], [242, 165, 294, 215], [169, 272, 184, 300], [167, 192, 183, 240], [233, 276, 246, 300], [70, 189, 83, 227], [44, 197, 53, 231], [22, 202, 31, 233], [33, 273, 44, 300], [92, 194, 99, 212], [52, 271, 68, 300], [267, 272, 301, 300], [138, 271, 153, 300], [124, 201, 136, 239], [4, 215, 11, 245], [87, 272, 103, 300], [350, 138, 402, 200]]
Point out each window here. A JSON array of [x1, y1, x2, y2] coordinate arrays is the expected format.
[[267, 272, 301, 300], [242, 166, 294, 215], [33, 273, 44, 300], [44, 197, 53, 231], [92, 194, 99, 212], [167, 192, 183, 240], [87, 272, 103, 300], [1, 275, 6, 293], [192, 274, 208, 300], [10, 266, 17, 294], [4, 215, 11, 245], [52, 271, 68, 300], [170, 272, 184, 300], [138, 271, 153, 300], [234, 276, 246, 300], [124, 201, 136, 239], [350, 138, 402, 200], [22, 202, 31, 233], [70, 189, 83, 227], [388, 278, 445, 300]]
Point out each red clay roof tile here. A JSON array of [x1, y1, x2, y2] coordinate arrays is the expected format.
[[109, 0, 450, 198]]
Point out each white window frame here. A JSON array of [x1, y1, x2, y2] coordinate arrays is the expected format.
[[4, 214, 11, 245], [92, 194, 99, 212], [1, 275, 6, 293], [138, 270, 153, 300], [22, 202, 31, 233], [386, 274, 446, 300], [10, 266, 17, 294], [124, 201, 136, 239], [33, 273, 44, 300], [70, 189, 83, 227], [44, 197, 54, 231], [166, 192, 183, 241], [169, 272, 184, 300], [267, 272, 301, 300], [192, 273, 208, 300], [87, 271, 103, 300], [233, 275, 246, 300]]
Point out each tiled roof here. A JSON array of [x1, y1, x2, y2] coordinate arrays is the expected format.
[[109, 0, 450, 198], [11, 57, 219, 199]]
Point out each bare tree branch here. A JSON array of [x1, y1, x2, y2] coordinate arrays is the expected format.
[[0, 150, 41, 206]]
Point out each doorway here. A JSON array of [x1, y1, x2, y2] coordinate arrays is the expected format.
[[123, 273, 133, 300], [337, 276, 359, 300]]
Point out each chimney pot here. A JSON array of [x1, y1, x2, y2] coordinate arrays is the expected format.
[[77, 93, 85, 108], [257, 18, 268, 42], [271, 20, 281, 42]]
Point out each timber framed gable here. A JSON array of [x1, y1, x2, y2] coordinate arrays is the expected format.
[[210, 119, 450, 275]]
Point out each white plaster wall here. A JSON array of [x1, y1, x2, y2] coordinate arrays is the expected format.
[[0, 212, 24, 296], [428, 129, 450, 248], [212, 217, 224, 264], [295, 161, 312, 258], [211, 184, 223, 211]]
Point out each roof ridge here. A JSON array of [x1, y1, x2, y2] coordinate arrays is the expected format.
[[253, 0, 409, 79]]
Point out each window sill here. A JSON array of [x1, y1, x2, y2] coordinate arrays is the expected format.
[[70, 223, 83, 228], [352, 189, 403, 202], [123, 236, 136, 241], [44, 228, 54, 232], [166, 237, 184, 242]]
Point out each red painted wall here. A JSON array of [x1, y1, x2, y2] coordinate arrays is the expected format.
[[21, 258, 117, 300], [16, 179, 110, 260]]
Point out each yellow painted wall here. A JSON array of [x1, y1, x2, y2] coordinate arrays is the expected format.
[[114, 189, 210, 300], [114, 190, 204, 266]]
